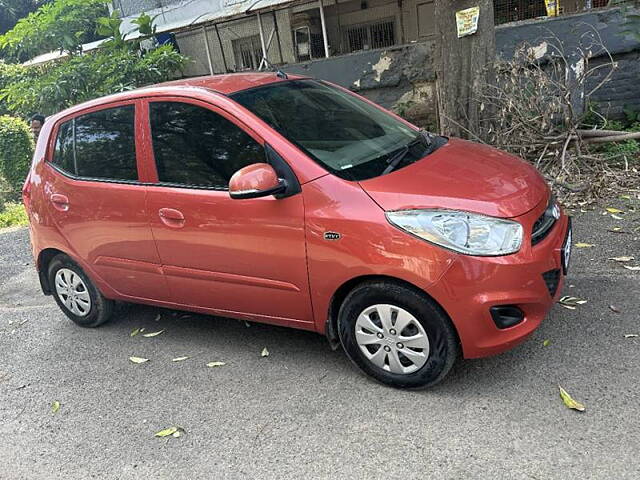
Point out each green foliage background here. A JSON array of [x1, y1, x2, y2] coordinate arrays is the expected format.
[[0, 115, 33, 196], [0, 1, 45, 35], [2, 45, 188, 116], [0, 202, 28, 227], [0, 0, 108, 62]]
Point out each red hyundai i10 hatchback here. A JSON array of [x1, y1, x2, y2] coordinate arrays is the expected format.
[[23, 73, 571, 389]]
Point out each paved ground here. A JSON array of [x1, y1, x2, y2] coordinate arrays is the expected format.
[[1, 203, 639, 480]]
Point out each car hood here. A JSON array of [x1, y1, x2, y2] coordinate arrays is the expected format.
[[359, 138, 548, 218]]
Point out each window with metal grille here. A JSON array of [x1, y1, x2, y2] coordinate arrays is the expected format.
[[344, 19, 396, 53], [493, 0, 638, 25], [494, 0, 547, 24], [232, 35, 263, 71]]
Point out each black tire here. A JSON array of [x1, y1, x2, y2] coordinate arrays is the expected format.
[[48, 254, 114, 328], [338, 281, 459, 389]]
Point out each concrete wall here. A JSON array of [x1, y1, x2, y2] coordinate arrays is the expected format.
[[284, 6, 640, 124], [495, 6, 640, 120]]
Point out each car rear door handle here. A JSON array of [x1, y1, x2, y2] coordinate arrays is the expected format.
[[50, 193, 69, 212], [159, 208, 185, 228]]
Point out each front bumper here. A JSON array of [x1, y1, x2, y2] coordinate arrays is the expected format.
[[428, 203, 571, 359]]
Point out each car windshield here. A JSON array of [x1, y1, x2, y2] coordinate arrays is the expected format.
[[231, 80, 442, 181]]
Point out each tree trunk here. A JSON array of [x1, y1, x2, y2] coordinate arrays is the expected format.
[[434, 0, 496, 137]]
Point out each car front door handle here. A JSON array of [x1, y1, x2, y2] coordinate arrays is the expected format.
[[159, 208, 185, 228], [50, 193, 70, 212]]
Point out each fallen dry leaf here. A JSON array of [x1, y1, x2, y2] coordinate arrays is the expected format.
[[559, 386, 585, 412], [624, 334, 638, 338], [142, 330, 164, 338], [559, 296, 587, 309], [130, 328, 141, 337], [543, 339, 551, 347], [51, 401, 60, 414], [608, 256, 634, 262], [611, 214, 623, 221], [206, 361, 226, 367], [574, 242, 595, 248], [623, 265, 640, 271], [605, 207, 624, 214], [261, 347, 269, 357], [172, 356, 189, 362], [129, 356, 149, 364], [609, 305, 621, 313], [155, 427, 178, 438]]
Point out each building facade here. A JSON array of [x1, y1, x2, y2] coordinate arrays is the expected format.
[[110, 1, 640, 125]]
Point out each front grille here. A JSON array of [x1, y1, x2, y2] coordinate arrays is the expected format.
[[542, 269, 560, 297], [532, 196, 558, 245]]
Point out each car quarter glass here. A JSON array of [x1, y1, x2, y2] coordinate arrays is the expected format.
[[149, 101, 266, 189], [52, 105, 137, 181]]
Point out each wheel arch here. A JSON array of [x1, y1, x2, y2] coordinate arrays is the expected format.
[[325, 274, 460, 350], [37, 247, 68, 295]]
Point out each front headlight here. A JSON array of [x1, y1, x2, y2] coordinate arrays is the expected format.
[[386, 209, 523, 256]]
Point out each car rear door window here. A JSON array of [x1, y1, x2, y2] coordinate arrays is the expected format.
[[149, 101, 265, 189], [51, 105, 138, 182]]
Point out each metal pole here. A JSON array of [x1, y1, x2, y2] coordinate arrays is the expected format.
[[258, 28, 276, 70], [318, 0, 329, 58], [257, 11, 268, 70], [214, 23, 229, 72], [271, 10, 283, 64], [202, 26, 214, 75]]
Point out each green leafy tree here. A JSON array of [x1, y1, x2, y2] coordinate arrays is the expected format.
[[0, 1, 46, 35], [2, 45, 188, 116], [0, 0, 108, 62], [0, 115, 33, 196], [131, 12, 158, 37], [95, 9, 127, 49]]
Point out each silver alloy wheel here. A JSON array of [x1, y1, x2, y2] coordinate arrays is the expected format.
[[355, 304, 430, 374], [54, 268, 91, 317]]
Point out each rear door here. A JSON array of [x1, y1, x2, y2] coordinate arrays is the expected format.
[[142, 98, 313, 327], [45, 101, 169, 301]]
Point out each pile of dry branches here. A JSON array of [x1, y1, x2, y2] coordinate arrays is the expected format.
[[467, 26, 639, 202]]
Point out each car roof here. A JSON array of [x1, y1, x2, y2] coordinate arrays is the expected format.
[[154, 72, 308, 95], [47, 72, 308, 123]]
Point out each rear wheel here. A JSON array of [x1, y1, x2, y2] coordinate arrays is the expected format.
[[338, 281, 458, 389], [48, 254, 114, 327]]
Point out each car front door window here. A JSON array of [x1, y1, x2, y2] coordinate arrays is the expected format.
[[149, 101, 266, 189]]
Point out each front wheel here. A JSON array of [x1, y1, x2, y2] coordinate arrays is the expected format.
[[338, 281, 459, 389], [48, 254, 114, 328]]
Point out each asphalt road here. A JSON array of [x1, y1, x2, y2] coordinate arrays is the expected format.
[[1, 205, 639, 480]]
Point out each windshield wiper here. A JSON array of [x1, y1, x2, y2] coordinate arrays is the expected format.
[[381, 131, 432, 175]]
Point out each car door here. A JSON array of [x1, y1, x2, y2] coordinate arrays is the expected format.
[[142, 98, 313, 328], [45, 101, 169, 301]]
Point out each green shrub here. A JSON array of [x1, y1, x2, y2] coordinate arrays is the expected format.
[[0, 61, 33, 115], [0, 115, 33, 195], [0, 202, 28, 228]]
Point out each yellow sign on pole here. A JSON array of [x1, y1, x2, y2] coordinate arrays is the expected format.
[[544, 0, 560, 17], [456, 6, 480, 38]]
